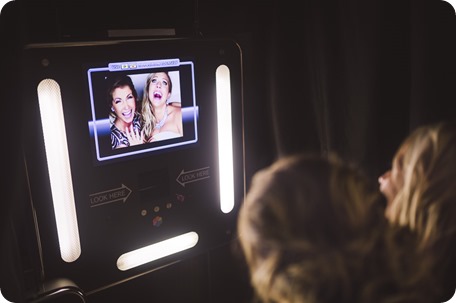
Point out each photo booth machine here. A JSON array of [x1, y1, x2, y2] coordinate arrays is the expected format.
[[6, 35, 245, 302]]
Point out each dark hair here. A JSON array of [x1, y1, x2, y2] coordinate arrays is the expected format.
[[107, 75, 138, 108]]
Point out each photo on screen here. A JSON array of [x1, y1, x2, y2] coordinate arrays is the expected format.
[[87, 59, 198, 164]]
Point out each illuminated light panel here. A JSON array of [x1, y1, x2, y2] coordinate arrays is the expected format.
[[116, 231, 199, 271], [216, 65, 235, 214], [37, 79, 81, 262]]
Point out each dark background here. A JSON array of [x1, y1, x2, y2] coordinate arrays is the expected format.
[[1, 0, 455, 302]]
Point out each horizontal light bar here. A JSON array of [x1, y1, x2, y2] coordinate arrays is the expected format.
[[116, 231, 199, 271], [37, 79, 81, 263]]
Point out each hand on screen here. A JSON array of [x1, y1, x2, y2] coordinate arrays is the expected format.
[[125, 125, 144, 146]]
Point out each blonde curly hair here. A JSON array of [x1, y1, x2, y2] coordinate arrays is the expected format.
[[387, 121, 456, 247], [238, 153, 438, 303], [386, 121, 456, 301]]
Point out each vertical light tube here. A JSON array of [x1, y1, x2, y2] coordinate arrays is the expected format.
[[37, 79, 81, 262], [216, 65, 235, 213]]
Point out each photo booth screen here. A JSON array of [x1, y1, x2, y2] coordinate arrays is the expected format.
[[88, 58, 198, 163], [20, 38, 244, 292]]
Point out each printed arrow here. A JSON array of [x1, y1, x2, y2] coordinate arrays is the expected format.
[[176, 167, 210, 187], [89, 184, 132, 207]]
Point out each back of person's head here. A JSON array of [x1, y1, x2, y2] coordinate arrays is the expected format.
[[388, 121, 456, 247], [237, 153, 434, 303]]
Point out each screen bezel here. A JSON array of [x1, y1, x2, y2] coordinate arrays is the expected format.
[[87, 58, 198, 164]]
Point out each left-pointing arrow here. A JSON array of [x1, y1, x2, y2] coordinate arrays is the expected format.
[[89, 184, 132, 207]]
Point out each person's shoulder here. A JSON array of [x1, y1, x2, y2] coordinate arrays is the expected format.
[[168, 102, 181, 108], [168, 104, 182, 116]]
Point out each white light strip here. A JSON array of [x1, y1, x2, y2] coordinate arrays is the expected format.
[[116, 231, 199, 271], [216, 65, 235, 214], [37, 79, 81, 263]]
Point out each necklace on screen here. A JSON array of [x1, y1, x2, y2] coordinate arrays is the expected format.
[[155, 106, 168, 130]]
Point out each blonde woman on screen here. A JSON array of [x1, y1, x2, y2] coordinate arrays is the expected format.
[[141, 71, 183, 142]]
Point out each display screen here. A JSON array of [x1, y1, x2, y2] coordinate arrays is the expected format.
[[22, 37, 244, 292], [87, 58, 198, 163]]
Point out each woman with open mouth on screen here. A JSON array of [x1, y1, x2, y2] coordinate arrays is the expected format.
[[141, 71, 183, 142], [108, 74, 144, 149]]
